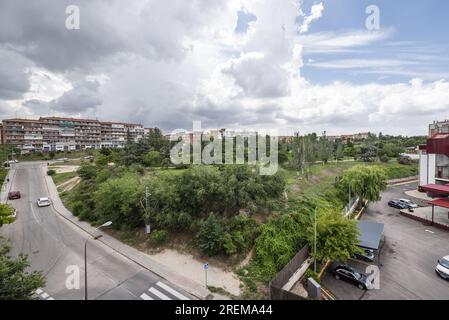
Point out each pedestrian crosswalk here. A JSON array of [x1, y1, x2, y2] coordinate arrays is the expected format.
[[140, 281, 190, 300], [35, 288, 55, 300]]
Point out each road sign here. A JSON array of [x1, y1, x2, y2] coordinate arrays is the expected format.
[[145, 224, 151, 234], [203, 263, 209, 270]]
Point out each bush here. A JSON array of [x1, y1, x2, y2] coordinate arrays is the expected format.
[[196, 214, 224, 256], [379, 155, 389, 163], [47, 169, 56, 176], [150, 230, 168, 245], [397, 156, 412, 165]]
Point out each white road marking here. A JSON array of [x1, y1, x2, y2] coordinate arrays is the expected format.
[[46, 297, 55, 300], [156, 281, 189, 300], [425, 229, 435, 234], [41, 292, 49, 299], [140, 293, 153, 300], [35, 288, 43, 295], [148, 287, 171, 300]]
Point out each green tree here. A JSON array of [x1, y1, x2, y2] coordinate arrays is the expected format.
[[336, 165, 388, 203], [196, 214, 224, 256], [0, 204, 15, 226], [307, 211, 361, 262], [77, 164, 97, 181], [0, 242, 46, 300], [144, 151, 162, 167], [94, 173, 144, 228]]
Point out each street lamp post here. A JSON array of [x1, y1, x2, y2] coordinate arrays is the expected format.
[[84, 221, 112, 300]]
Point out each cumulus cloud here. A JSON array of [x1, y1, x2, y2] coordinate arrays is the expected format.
[[0, 49, 32, 99], [299, 2, 324, 34]]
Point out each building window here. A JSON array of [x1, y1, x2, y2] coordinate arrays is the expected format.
[[436, 154, 449, 180]]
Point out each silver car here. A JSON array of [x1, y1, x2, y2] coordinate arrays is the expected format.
[[37, 197, 51, 207], [436, 256, 449, 280]]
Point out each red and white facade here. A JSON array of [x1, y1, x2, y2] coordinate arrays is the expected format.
[[419, 122, 449, 188]]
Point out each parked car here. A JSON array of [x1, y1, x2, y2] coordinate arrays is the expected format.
[[8, 191, 21, 200], [435, 256, 449, 280], [37, 197, 51, 207], [333, 264, 370, 290], [388, 200, 409, 210], [398, 199, 418, 209], [354, 248, 375, 263]]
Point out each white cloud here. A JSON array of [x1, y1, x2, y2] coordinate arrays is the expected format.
[[300, 29, 393, 53], [299, 2, 324, 34]]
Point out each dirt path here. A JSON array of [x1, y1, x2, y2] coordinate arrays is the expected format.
[[149, 248, 242, 296], [51, 165, 80, 174], [57, 176, 81, 192]]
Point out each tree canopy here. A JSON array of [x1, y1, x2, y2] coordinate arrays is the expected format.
[[336, 165, 388, 202], [0, 242, 45, 300]]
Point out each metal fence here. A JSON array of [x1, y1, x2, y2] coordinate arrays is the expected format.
[[269, 244, 310, 300]]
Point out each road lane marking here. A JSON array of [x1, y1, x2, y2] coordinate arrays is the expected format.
[[35, 288, 43, 295], [425, 229, 435, 234], [156, 281, 189, 300], [41, 292, 49, 299], [140, 293, 153, 300], [149, 287, 171, 300], [46, 297, 55, 300]]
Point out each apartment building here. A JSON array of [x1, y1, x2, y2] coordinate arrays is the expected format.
[[1, 118, 45, 151], [429, 120, 449, 136], [1, 117, 146, 152]]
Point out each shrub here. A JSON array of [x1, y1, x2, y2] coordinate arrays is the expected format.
[[47, 169, 56, 176], [150, 230, 168, 245], [379, 155, 389, 163], [196, 214, 224, 256], [223, 233, 238, 255], [397, 156, 412, 165]]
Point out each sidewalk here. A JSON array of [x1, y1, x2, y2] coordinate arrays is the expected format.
[[0, 166, 16, 203], [405, 189, 433, 201], [41, 164, 213, 300]]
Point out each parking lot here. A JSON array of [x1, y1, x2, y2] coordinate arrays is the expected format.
[[322, 182, 449, 300]]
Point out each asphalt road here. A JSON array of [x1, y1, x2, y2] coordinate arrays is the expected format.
[[322, 182, 449, 300], [0, 162, 193, 301]]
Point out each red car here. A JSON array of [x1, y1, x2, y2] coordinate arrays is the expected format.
[[8, 191, 21, 200]]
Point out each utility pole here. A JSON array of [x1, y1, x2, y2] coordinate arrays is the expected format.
[[145, 186, 151, 234]]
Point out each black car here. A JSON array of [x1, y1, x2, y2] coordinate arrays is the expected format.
[[354, 249, 375, 263], [388, 200, 409, 210], [333, 265, 370, 290]]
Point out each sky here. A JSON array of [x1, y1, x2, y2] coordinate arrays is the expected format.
[[0, 0, 449, 136]]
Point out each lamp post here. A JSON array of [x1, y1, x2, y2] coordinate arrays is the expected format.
[[84, 221, 112, 300]]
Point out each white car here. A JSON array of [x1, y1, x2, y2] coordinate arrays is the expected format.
[[398, 199, 418, 209], [37, 197, 51, 207], [436, 256, 449, 280]]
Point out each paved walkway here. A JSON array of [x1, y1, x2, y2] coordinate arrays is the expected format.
[[0, 166, 16, 203], [39, 163, 213, 300], [400, 206, 449, 230], [405, 189, 433, 201]]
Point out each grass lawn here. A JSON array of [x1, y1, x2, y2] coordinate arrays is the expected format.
[[51, 171, 78, 186], [285, 160, 418, 198], [0, 167, 7, 186]]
